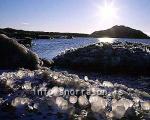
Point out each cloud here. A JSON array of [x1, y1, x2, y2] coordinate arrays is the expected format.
[[21, 22, 29, 25]]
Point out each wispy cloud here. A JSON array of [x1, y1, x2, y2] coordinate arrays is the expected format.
[[21, 22, 29, 25]]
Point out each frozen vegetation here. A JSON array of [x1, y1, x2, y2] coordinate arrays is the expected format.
[[0, 68, 149, 120]]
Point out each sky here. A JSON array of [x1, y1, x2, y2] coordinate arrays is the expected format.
[[0, 0, 150, 34]]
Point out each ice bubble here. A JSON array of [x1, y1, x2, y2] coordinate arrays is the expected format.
[[53, 75, 59, 80], [22, 81, 32, 90], [47, 86, 60, 97], [78, 95, 89, 107], [56, 97, 68, 110], [6, 79, 14, 87], [140, 101, 150, 111], [103, 81, 114, 88], [16, 70, 25, 79], [11, 97, 30, 107], [112, 106, 126, 119], [84, 76, 88, 81], [132, 97, 141, 103], [69, 96, 77, 104], [90, 96, 107, 113], [112, 98, 133, 111], [89, 95, 100, 104], [33, 103, 39, 109]]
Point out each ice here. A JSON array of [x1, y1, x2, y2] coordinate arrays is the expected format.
[[112, 106, 126, 119], [0, 69, 149, 119], [78, 95, 89, 107], [6, 79, 14, 88], [11, 97, 30, 107], [90, 95, 107, 113], [22, 81, 32, 90], [69, 96, 77, 104], [56, 97, 68, 110], [84, 76, 88, 81], [103, 81, 114, 88], [51, 86, 61, 96], [47, 86, 60, 97], [112, 98, 133, 111], [141, 101, 150, 111]]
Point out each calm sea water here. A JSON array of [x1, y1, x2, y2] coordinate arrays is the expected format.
[[31, 38, 150, 60]]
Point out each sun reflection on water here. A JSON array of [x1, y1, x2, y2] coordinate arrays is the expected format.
[[97, 38, 116, 43]]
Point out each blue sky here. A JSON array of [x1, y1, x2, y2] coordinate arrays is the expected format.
[[0, 0, 150, 34]]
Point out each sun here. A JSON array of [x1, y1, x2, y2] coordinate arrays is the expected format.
[[99, 1, 119, 20]]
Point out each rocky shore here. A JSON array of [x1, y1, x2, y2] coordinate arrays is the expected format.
[[0, 34, 150, 120], [53, 41, 150, 75], [0, 69, 149, 120]]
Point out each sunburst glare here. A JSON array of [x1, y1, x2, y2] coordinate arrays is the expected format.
[[98, 1, 119, 21]]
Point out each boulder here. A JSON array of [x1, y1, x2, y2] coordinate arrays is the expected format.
[[53, 42, 150, 74], [0, 34, 41, 70]]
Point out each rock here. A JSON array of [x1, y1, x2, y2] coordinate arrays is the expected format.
[[0, 34, 41, 70], [53, 42, 150, 74], [40, 58, 53, 68], [17, 37, 32, 47]]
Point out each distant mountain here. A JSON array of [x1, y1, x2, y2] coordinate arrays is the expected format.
[[0, 28, 89, 39], [91, 25, 150, 39]]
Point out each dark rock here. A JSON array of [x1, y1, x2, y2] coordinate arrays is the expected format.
[[17, 37, 32, 47], [40, 58, 53, 68], [0, 34, 41, 70], [53, 42, 150, 75], [38, 35, 51, 39], [91, 25, 150, 39]]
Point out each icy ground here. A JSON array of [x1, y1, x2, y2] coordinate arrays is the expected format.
[[0, 68, 149, 120]]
